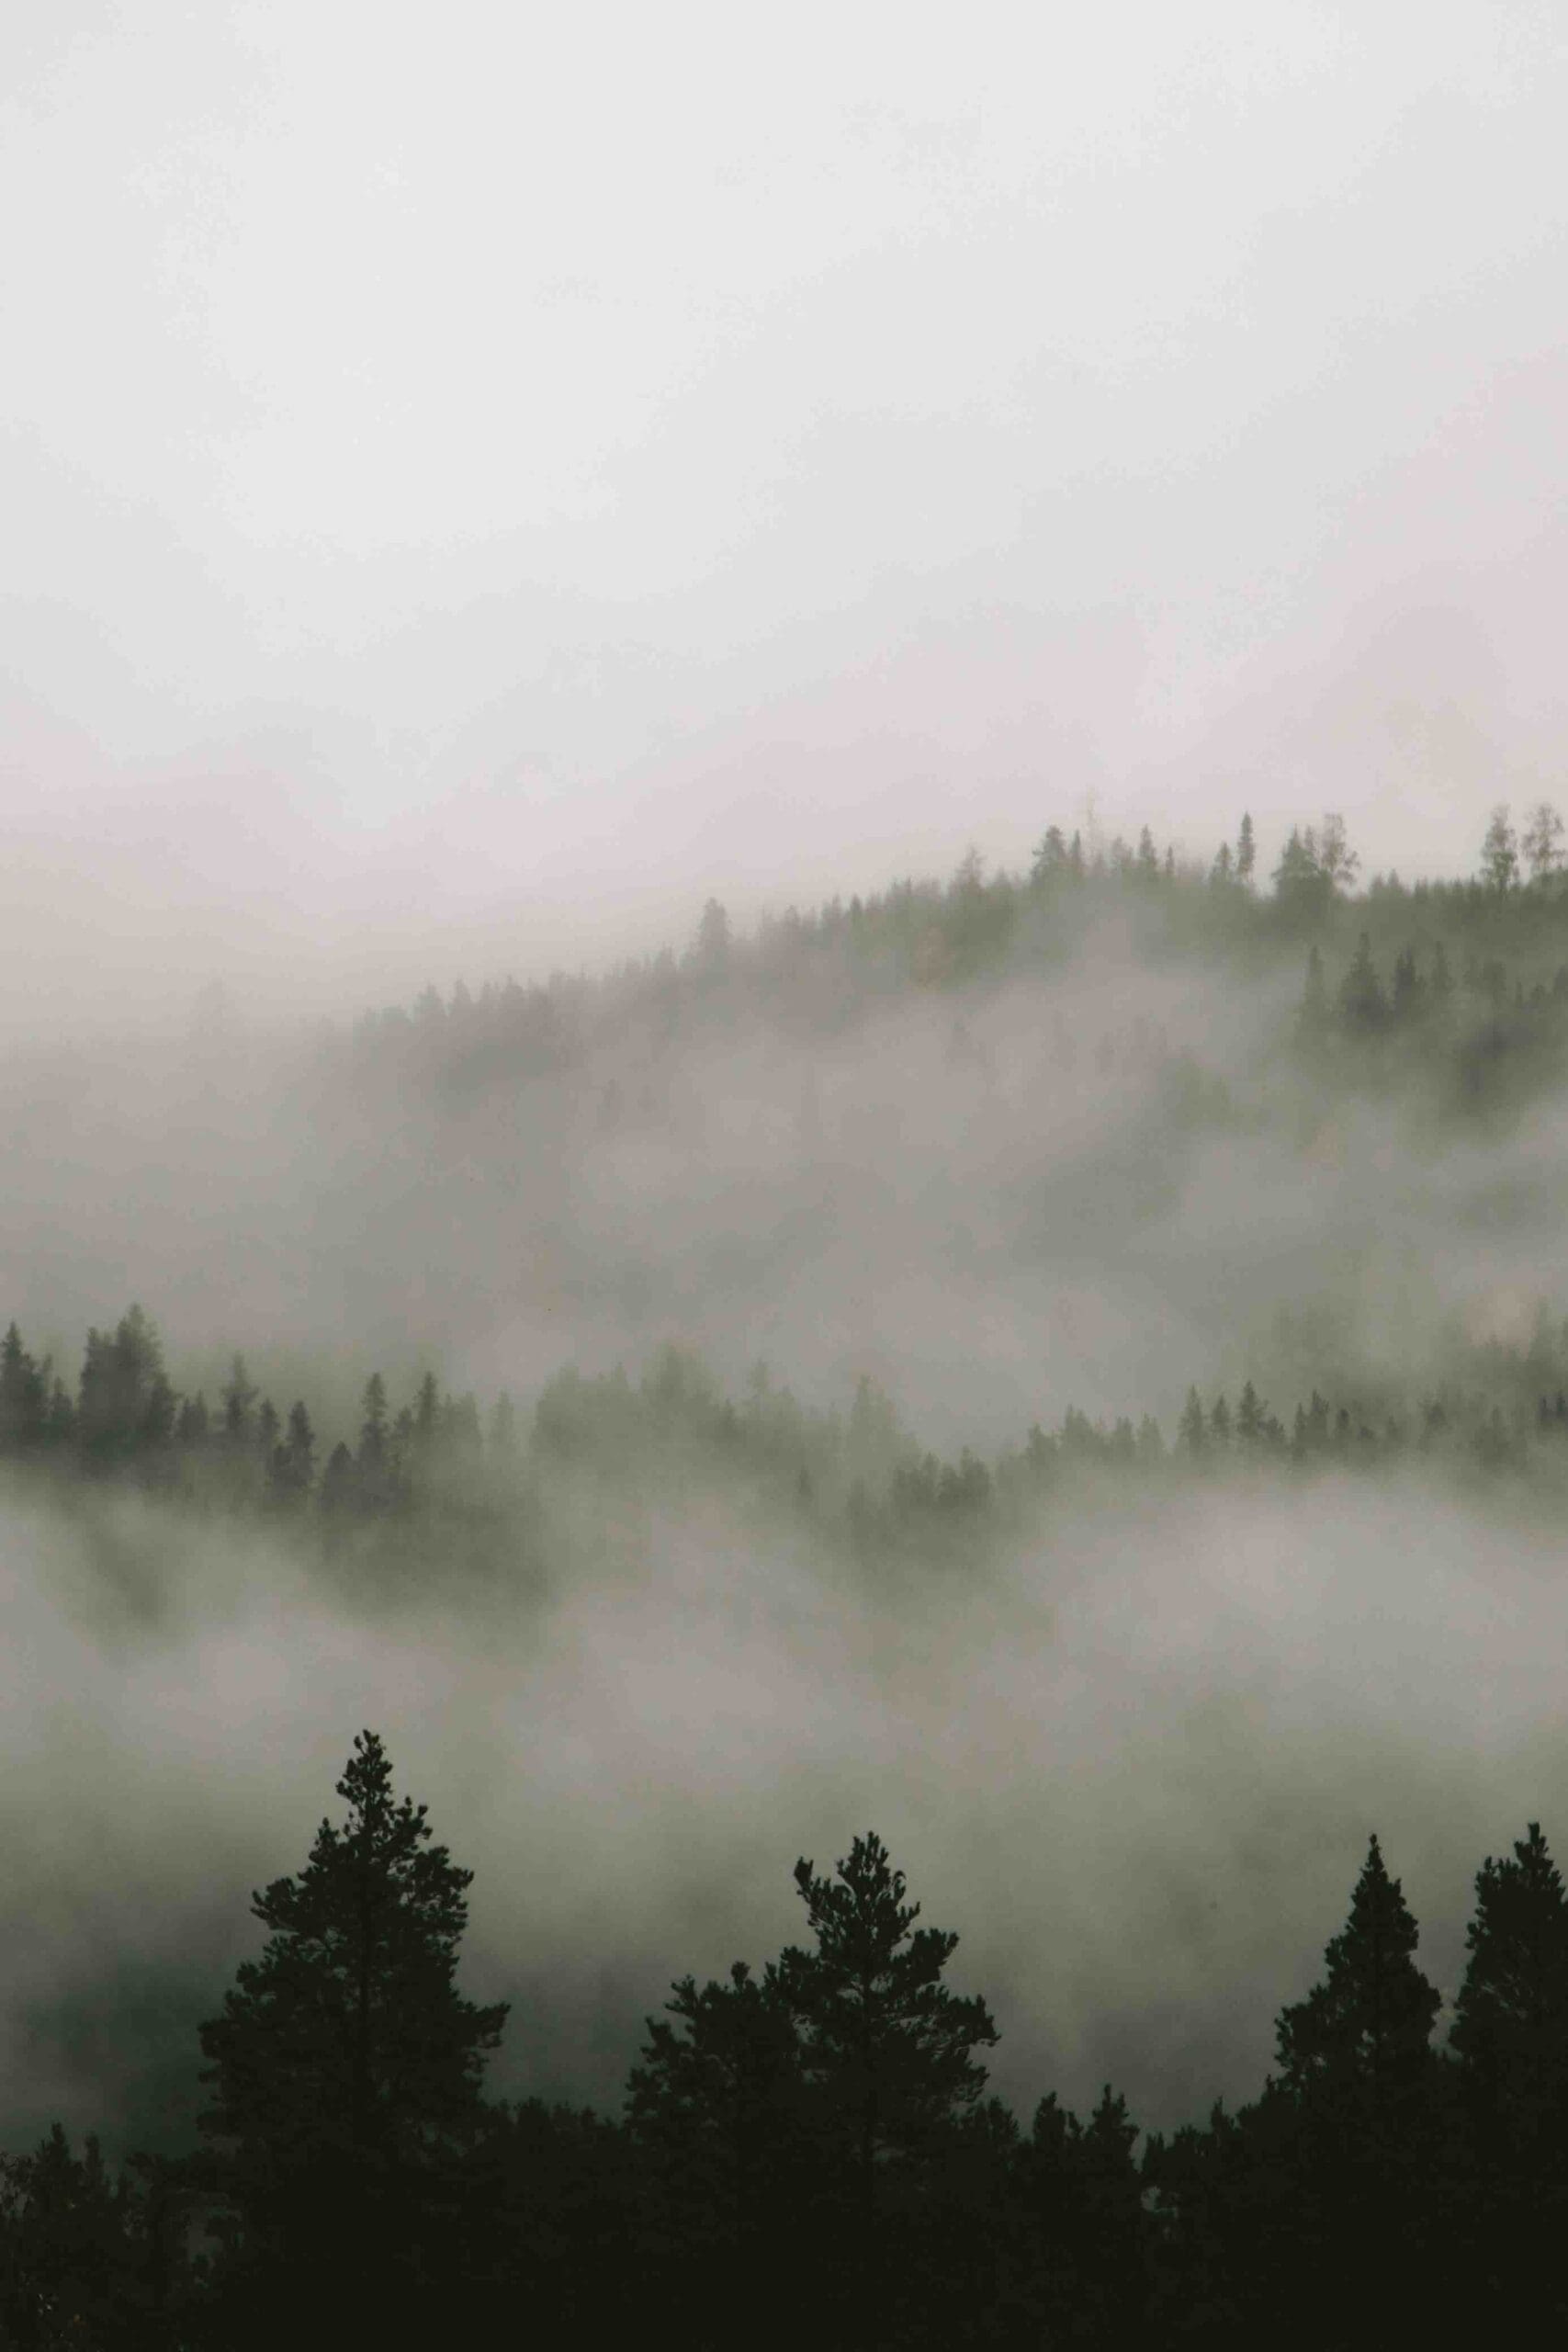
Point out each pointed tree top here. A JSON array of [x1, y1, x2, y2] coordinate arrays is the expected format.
[[1275, 1832, 1441, 2095]]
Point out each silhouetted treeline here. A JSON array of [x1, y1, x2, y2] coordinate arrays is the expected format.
[[3, 1730, 1565, 2346], [10, 1306, 1568, 1599], [321, 800, 1568, 1125], [0, 1307, 514, 1513]]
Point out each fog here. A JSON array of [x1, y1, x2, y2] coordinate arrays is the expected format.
[[4, 1461, 1562, 2163], [0, 906, 1562, 1451], [4, 5, 1568, 1029], [6, 872, 1568, 2160], [4, 0, 1568, 2218]]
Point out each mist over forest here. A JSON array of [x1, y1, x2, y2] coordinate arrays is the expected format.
[[7, 809, 1568, 2336], [7, 4, 1568, 2339]]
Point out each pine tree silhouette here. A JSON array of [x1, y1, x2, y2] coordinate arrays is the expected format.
[[1275, 1834, 1440, 2109], [1269, 1835, 1449, 2335], [1451, 1819, 1568, 2131], [194, 1729, 508, 2334], [626, 1959, 808, 2346], [773, 1831, 998, 2344], [1449, 1821, 1568, 2316]]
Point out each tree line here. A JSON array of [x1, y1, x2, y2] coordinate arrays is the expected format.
[[0, 1308, 513, 1517], [1293, 924, 1568, 1109], [8, 1309, 1568, 1590], [2, 1730, 1564, 2345], [320, 798, 1568, 1114]]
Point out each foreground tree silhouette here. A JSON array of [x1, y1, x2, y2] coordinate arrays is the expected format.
[[1451, 1820, 1568, 2143], [193, 1729, 508, 2334], [0, 2124, 133, 2346], [626, 1958, 809, 2347], [1019, 2083, 1149, 2343], [1269, 1834, 1450, 2336], [1449, 1821, 1568, 2320], [775, 1831, 998, 2344], [1274, 1833, 1441, 2110]]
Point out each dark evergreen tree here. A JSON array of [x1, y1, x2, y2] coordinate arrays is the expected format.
[[1075, 2085, 1148, 2330], [1451, 1820, 1568, 2130], [442, 1390, 483, 1464], [0, 1321, 25, 1442], [273, 1399, 316, 1499], [488, 1390, 518, 1466], [1030, 825, 1068, 882], [0, 1322, 47, 1451], [1271, 827, 1325, 923], [413, 1369, 440, 1458], [193, 1730, 509, 2335], [1269, 1835, 1449, 2335], [43, 1376, 74, 1451], [389, 1403, 416, 1498], [626, 1960, 808, 2344], [1178, 1386, 1206, 1459], [346, 1371, 393, 1511], [176, 1389, 209, 1449], [1337, 933, 1388, 1035], [220, 1353, 258, 1447], [1010, 2083, 1151, 2344], [694, 897, 731, 972], [457, 2096, 636, 2336], [1390, 943, 1423, 1023], [0, 2134, 207, 2346], [773, 1832, 998, 2339], [318, 1439, 357, 1514], [1275, 1834, 1441, 2107], [1448, 1821, 1568, 2315], [255, 1396, 280, 1468], [1235, 810, 1256, 886], [77, 1306, 172, 1466], [357, 1372, 389, 1473]]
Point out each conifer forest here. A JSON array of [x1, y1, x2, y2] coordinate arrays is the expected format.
[[6, 819, 1568, 2343], [8, 10, 1568, 2346]]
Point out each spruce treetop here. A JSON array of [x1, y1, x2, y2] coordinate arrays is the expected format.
[[1274, 1833, 1440, 2101], [197, 1729, 507, 2176], [775, 1831, 998, 2151], [1451, 1819, 1568, 2080]]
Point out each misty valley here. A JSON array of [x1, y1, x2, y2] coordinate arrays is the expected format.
[[5, 818, 1568, 2341]]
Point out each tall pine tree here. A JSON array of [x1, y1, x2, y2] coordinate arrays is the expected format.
[[1269, 1834, 1449, 2333], [773, 1831, 997, 2341], [626, 1958, 808, 2344], [194, 1730, 508, 2335], [1449, 1818, 1568, 2310]]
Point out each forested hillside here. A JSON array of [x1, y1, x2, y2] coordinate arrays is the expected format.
[[11, 1, 1567, 2335], [6, 1728, 1567, 2345], [7, 806, 1568, 2343]]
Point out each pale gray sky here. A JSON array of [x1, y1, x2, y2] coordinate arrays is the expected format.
[[3, 2, 1566, 1021]]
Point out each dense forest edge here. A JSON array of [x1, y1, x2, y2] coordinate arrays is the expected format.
[[10, 1293, 1568, 1602], [10, 801, 1568, 2341], [3, 1726, 1565, 2345], [320, 797, 1568, 1134]]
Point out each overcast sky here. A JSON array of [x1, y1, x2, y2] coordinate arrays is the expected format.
[[4, 3, 1566, 1021]]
